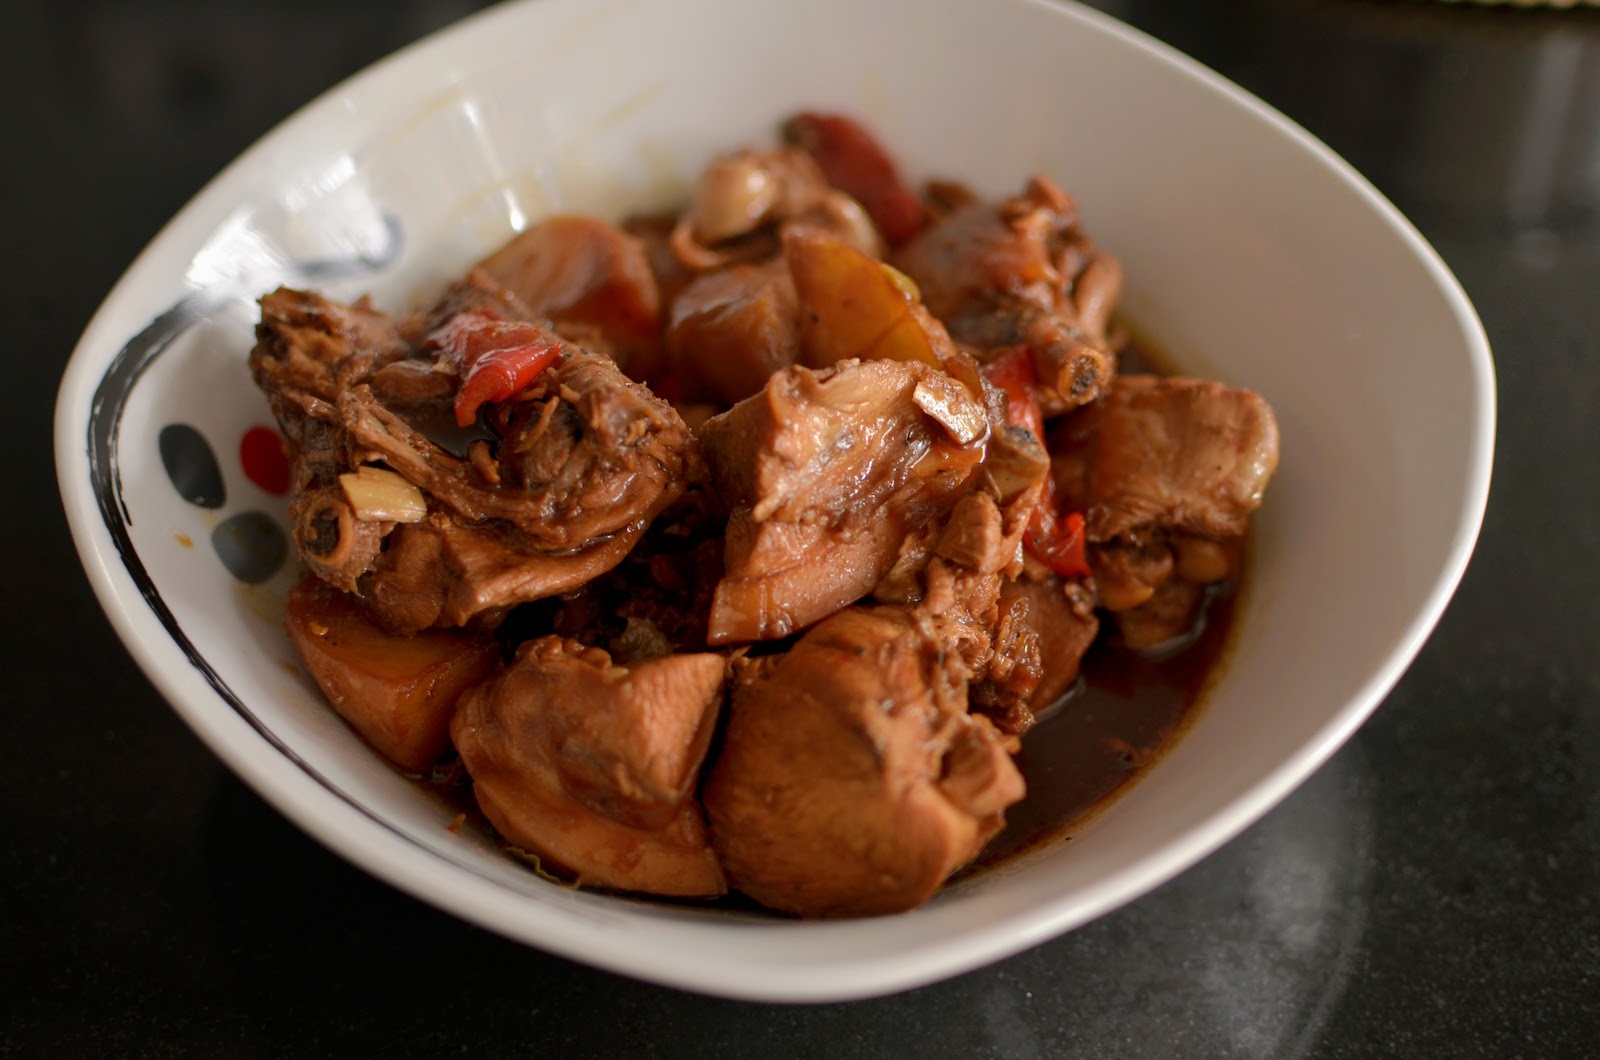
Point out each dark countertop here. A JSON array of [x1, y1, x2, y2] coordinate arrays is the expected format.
[[6, 1, 1597, 1055]]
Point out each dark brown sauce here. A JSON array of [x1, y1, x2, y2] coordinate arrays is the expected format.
[[966, 583, 1238, 874]]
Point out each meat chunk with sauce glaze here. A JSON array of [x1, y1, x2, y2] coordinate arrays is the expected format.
[[695, 358, 989, 643], [1053, 375, 1279, 647], [451, 636, 727, 897], [701, 472, 1048, 913], [341, 346, 688, 631], [345, 348, 686, 551], [703, 607, 1023, 917], [356, 510, 648, 633], [1063, 375, 1279, 542], [253, 278, 691, 632], [893, 176, 1121, 413], [987, 576, 1099, 723], [666, 259, 801, 405], [887, 476, 1074, 735]]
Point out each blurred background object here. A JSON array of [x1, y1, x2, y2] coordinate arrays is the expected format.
[[1116, 0, 1600, 225]]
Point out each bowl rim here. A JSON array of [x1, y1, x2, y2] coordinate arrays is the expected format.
[[53, 0, 1495, 1002]]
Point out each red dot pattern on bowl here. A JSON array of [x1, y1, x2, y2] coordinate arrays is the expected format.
[[241, 425, 291, 496]]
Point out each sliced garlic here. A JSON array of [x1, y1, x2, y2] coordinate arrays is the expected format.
[[338, 465, 427, 523], [912, 377, 989, 446]]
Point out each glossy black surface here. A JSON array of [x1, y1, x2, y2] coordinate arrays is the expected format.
[[7, 1, 1597, 1054]]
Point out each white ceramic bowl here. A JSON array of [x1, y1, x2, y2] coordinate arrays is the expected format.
[[54, 0, 1493, 1002]]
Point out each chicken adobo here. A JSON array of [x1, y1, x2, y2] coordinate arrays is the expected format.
[[253, 112, 1280, 918]]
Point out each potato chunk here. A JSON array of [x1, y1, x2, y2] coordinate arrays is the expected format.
[[285, 577, 499, 772]]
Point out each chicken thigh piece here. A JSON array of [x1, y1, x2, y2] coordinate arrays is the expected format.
[[451, 637, 727, 897], [704, 607, 1023, 917], [253, 281, 692, 632], [341, 346, 690, 631], [1052, 374, 1279, 647], [696, 358, 988, 644]]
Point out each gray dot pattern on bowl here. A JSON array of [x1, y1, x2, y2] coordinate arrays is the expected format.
[[212, 511, 289, 584], [158, 424, 226, 508]]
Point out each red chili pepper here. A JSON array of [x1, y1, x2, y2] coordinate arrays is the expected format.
[[428, 309, 564, 427], [982, 347, 1091, 579], [784, 112, 925, 246], [1028, 507, 1089, 579], [984, 346, 1045, 439]]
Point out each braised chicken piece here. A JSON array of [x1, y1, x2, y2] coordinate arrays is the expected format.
[[709, 477, 1047, 918], [1064, 375, 1279, 541], [879, 471, 1069, 736], [893, 175, 1121, 414], [704, 607, 1022, 917], [251, 286, 409, 414], [1053, 374, 1279, 647], [344, 350, 684, 548], [355, 511, 647, 634], [979, 576, 1100, 729], [254, 279, 690, 632], [452, 636, 727, 897], [343, 349, 687, 631], [912, 486, 1038, 671], [696, 358, 988, 643]]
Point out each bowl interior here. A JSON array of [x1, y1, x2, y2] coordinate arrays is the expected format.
[[56, 0, 1492, 1002]]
